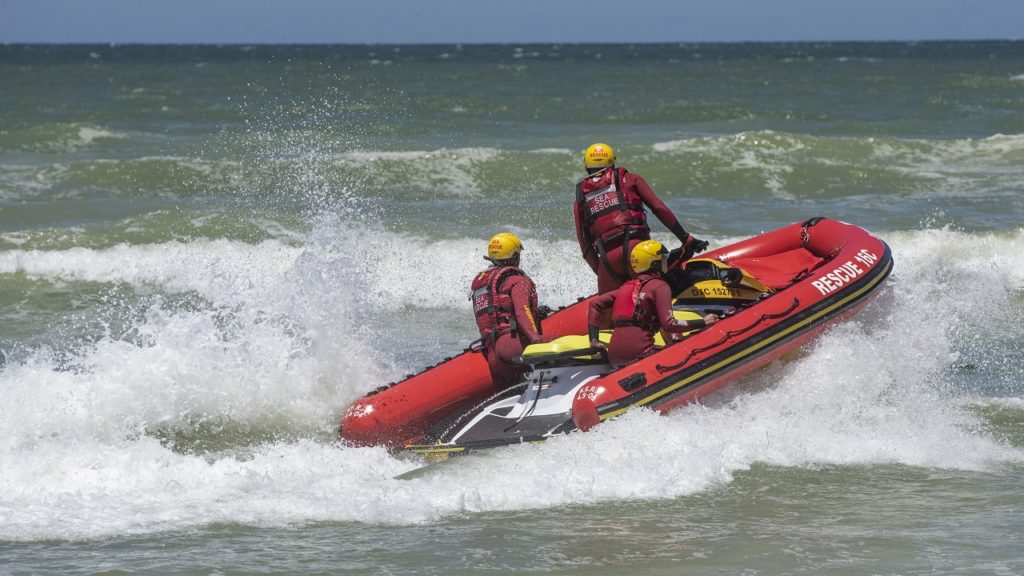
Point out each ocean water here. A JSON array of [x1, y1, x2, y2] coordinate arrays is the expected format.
[[1, 42, 1022, 575]]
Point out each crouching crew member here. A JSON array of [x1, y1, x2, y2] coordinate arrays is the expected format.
[[587, 240, 717, 368]]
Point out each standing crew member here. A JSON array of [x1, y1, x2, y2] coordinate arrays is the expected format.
[[587, 240, 717, 368], [574, 142, 709, 294], [471, 232, 548, 388]]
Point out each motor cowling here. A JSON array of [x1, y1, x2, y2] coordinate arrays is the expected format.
[[669, 258, 772, 305]]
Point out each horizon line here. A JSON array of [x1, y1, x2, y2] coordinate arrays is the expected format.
[[3, 38, 1023, 47]]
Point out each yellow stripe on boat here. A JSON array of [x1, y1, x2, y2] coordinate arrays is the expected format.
[[600, 258, 892, 421]]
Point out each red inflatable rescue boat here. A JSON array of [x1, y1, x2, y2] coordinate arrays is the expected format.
[[341, 217, 893, 457]]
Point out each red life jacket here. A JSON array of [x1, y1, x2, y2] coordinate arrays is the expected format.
[[576, 167, 650, 247], [471, 266, 539, 343], [611, 275, 660, 333]]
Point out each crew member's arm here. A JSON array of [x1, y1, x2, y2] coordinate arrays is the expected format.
[[586, 291, 617, 346], [626, 173, 688, 241], [651, 279, 717, 342], [626, 173, 705, 252], [507, 277, 545, 344]]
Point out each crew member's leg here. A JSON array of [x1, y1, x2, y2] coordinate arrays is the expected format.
[[485, 335, 529, 389], [607, 325, 656, 368], [596, 238, 643, 293]]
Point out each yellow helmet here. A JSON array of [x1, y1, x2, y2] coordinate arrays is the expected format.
[[487, 232, 523, 262], [583, 143, 616, 170], [630, 240, 668, 274]]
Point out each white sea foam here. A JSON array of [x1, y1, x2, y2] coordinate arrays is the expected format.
[[18, 123, 127, 153], [0, 221, 403, 448], [0, 239, 303, 302], [973, 397, 1024, 410], [0, 156, 244, 202], [868, 134, 1024, 197], [337, 147, 503, 197], [0, 231, 597, 312], [651, 131, 1024, 201], [527, 147, 574, 155], [0, 226, 1022, 539], [0, 163, 72, 199], [0, 306, 330, 452], [75, 126, 123, 146], [652, 132, 805, 200]]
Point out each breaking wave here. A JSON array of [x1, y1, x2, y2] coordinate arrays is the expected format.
[[0, 224, 1022, 539]]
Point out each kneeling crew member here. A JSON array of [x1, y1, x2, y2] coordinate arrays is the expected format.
[[471, 232, 549, 388], [587, 240, 718, 368]]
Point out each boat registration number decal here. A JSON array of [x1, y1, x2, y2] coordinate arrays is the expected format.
[[577, 384, 603, 402], [687, 286, 746, 298]]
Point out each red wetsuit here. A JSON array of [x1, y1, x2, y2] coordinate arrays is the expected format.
[[574, 167, 689, 294], [587, 273, 704, 368], [471, 267, 546, 389]]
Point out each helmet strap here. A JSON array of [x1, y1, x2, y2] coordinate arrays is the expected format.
[[484, 254, 520, 267]]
